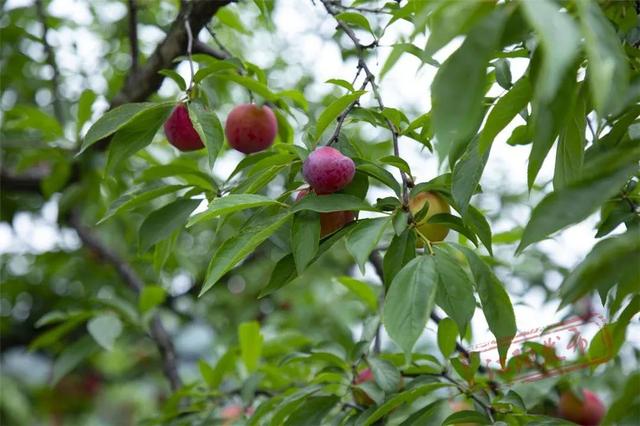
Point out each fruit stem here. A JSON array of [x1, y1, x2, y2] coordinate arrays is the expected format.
[[414, 227, 435, 256]]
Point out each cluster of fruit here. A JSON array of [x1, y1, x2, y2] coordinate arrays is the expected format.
[[164, 102, 453, 243]]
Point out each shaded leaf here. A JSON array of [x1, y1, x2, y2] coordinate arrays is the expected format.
[[432, 9, 507, 156], [383, 256, 438, 357], [87, 314, 122, 351], [201, 213, 292, 296], [345, 217, 391, 273], [315, 91, 366, 140], [139, 198, 200, 251]]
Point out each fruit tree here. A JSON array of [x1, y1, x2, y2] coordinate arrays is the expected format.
[[1, 0, 639, 425]]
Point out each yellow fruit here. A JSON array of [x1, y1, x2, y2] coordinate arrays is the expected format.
[[409, 191, 451, 244]]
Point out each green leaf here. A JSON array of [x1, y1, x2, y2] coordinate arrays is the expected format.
[[51, 336, 99, 385], [602, 372, 640, 425], [87, 313, 122, 351], [29, 313, 92, 351], [188, 101, 224, 169], [187, 194, 283, 227], [379, 155, 411, 174], [283, 396, 339, 426], [345, 217, 391, 273], [76, 89, 97, 134], [554, 86, 586, 189], [383, 256, 438, 358], [259, 225, 353, 297], [158, 69, 187, 91], [139, 285, 166, 314], [336, 276, 378, 311], [494, 58, 512, 89], [433, 247, 476, 336], [521, 0, 580, 102], [383, 228, 416, 289], [292, 211, 320, 274], [424, 1, 495, 56], [368, 357, 402, 393], [239, 321, 263, 373], [381, 43, 439, 80], [292, 193, 372, 213], [527, 66, 578, 189], [428, 213, 478, 246], [325, 78, 356, 92], [442, 410, 491, 425], [452, 137, 489, 215], [478, 77, 532, 154], [336, 11, 373, 34], [269, 386, 323, 426], [400, 400, 443, 425], [559, 231, 640, 307], [200, 349, 235, 389], [139, 198, 200, 252], [459, 246, 515, 366], [577, 0, 629, 116], [437, 317, 459, 358], [6, 105, 63, 140], [278, 89, 308, 111], [464, 206, 493, 256], [138, 164, 216, 192], [200, 213, 292, 296], [357, 161, 402, 196], [361, 383, 449, 426], [315, 91, 366, 140], [99, 183, 188, 225], [216, 7, 250, 34], [194, 62, 239, 83], [518, 145, 640, 253], [217, 74, 278, 101], [431, 9, 507, 156], [80, 102, 165, 154], [105, 103, 174, 173]]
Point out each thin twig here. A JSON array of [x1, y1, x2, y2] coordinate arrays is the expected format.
[[320, 0, 410, 207], [34, 0, 64, 123], [127, 0, 139, 71], [440, 372, 496, 422], [328, 0, 392, 14], [204, 24, 253, 102], [110, 0, 233, 108], [69, 211, 182, 392], [205, 24, 234, 59], [183, 2, 195, 93], [368, 251, 385, 354]]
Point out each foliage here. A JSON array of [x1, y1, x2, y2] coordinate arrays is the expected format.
[[1, 0, 639, 425]]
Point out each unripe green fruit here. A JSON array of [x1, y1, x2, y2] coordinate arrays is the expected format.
[[408, 191, 451, 244]]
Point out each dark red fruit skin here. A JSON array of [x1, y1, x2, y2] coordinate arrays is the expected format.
[[164, 103, 204, 151], [558, 390, 605, 426], [296, 189, 355, 237], [302, 146, 355, 194], [225, 104, 278, 154]]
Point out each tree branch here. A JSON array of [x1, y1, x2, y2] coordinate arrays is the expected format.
[[111, 0, 234, 108], [34, 0, 64, 123], [69, 211, 182, 391], [0, 168, 46, 194], [192, 40, 230, 60], [320, 0, 411, 207], [127, 0, 140, 71]]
